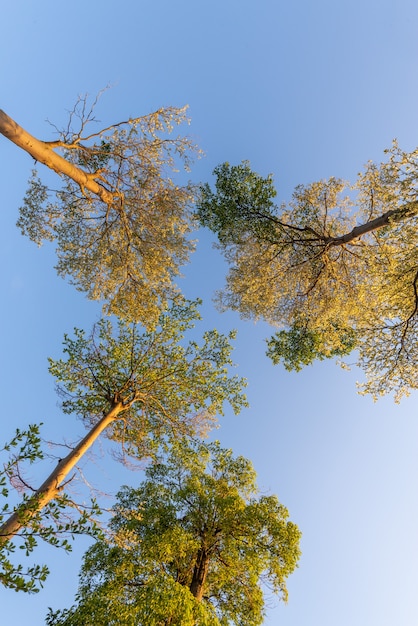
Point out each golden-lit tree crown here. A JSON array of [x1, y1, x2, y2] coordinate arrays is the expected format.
[[197, 151, 418, 400], [12, 96, 201, 327]]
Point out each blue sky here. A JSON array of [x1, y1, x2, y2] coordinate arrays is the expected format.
[[1, 0, 418, 623]]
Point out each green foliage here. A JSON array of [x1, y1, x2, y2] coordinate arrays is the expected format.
[[266, 322, 357, 371], [0, 425, 101, 593], [197, 161, 278, 246], [48, 299, 247, 459], [46, 439, 301, 626]]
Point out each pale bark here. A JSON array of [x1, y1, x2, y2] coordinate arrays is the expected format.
[[0, 109, 116, 205], [246, 195, 418, 248], [273, 202, 418, 247], [325, 202, 418, 246], [0, 401, 125, 544]]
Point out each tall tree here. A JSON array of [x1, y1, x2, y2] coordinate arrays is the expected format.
[[0, 424, 100, 593], [0, 95, 199, 326], [0, 300, 246, 566], [46, 439, 301, 626], [196, 153, 418, 400]]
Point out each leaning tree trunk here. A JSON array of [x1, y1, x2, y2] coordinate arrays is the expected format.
[[0, 109, 115, 205], [0, 401, 125, 544]]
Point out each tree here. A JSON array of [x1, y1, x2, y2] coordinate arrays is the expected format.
[[46, 439, 301, 626], [196, 153, 418, 400], [0, 95, 199, 326], [0, 300, 247, 561], [0, 424, 101, 593]]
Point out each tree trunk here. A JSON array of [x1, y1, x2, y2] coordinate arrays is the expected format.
[[189, 547, 209, 602], [325, 201, 418, 246], [0, 401, 124, 544], [0, 109, 115, 205]]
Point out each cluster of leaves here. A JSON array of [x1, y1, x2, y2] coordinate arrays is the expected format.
[[46, 439, 301, 626], [266, 322, 357, 371], [0, 425, 101, 592], [196, 153, 418, 400]]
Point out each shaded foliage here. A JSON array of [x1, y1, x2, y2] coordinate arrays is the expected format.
[[266, 322, 357, 371]]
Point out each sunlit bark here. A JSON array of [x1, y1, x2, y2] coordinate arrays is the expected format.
[[0, 400, 127, 543], [0, 110, 115, 205]]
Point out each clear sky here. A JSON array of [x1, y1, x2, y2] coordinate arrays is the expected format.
[[1, 0, 418, 624]]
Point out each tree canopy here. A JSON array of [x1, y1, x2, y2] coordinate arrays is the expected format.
[[0, 96, 199, 327], [0, 300, 247, 581], [196, 152, 418, 400], [46, 439, 301, 626], [49, 299, 246, 456]]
